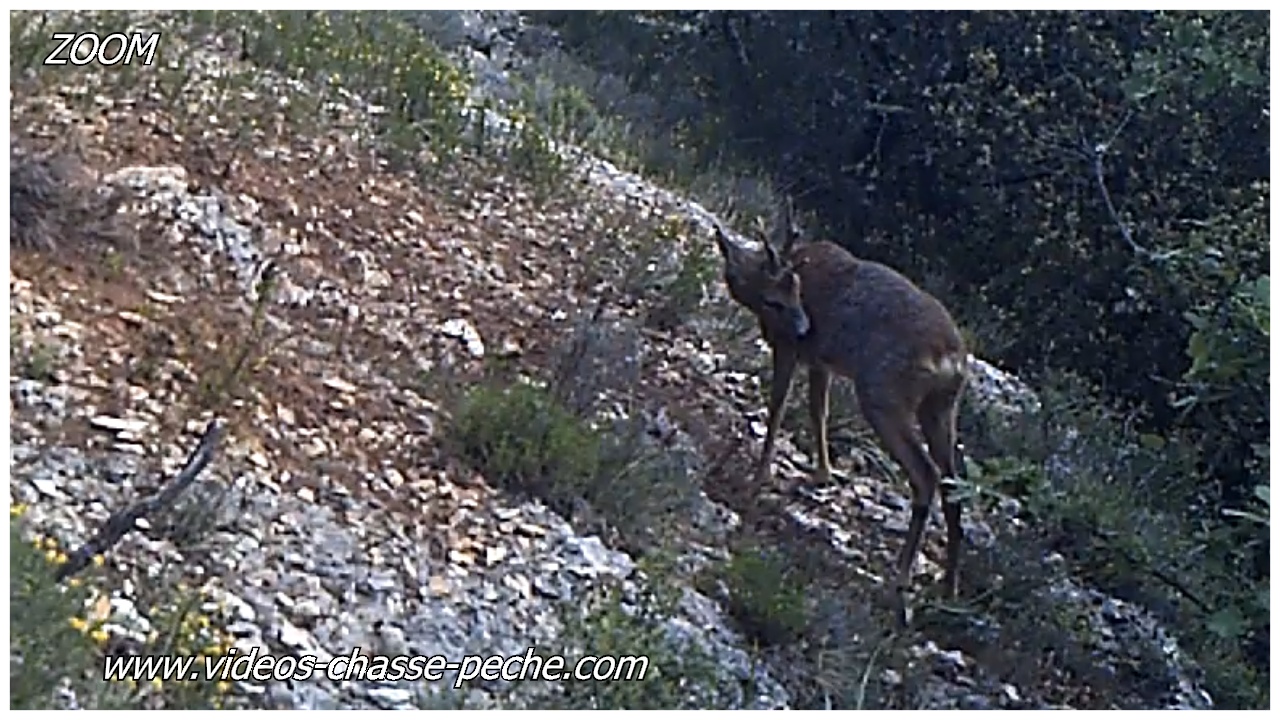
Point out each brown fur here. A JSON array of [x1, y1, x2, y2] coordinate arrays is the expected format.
[[714, 210, 968, 627]]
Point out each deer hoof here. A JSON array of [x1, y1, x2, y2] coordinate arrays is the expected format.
[[893, 592, 912, 629], [884, 581, 913, 629], [942, 573, 959, 600]]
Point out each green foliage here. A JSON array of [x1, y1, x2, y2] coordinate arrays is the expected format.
[[453, 380, 602, 503], [10, 517, 111, 709], [959, 370, 1269, 709], [506, 105, 570, 201], [1156, 182, 1269, 509], [666, 228, 719, 310], [1123, 11, 1268, 104], [549, 581, 723, 709], [449, 377, 701, 552], [9, 513, 235, 710], [643, 217, 721, 330], [235, 11, 471, 162], [718, 545, 809, 647], [13, 336, 59, 383]]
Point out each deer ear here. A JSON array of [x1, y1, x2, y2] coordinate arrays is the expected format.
[[713, 224, 738, 261], [773, 194, 803, 253], [763, 240, 783, 271]]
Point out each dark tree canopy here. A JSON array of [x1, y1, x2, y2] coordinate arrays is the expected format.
[[539, 9, 1268, 499]]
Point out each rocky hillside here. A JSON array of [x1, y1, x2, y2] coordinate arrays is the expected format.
[[9, 11, 1215, 710]]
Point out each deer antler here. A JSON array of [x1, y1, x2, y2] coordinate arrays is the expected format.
[[774, 196, 799, 256]]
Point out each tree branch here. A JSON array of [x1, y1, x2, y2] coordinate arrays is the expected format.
[[55, 418, 226, 581], [1083, 110, 1149, 256]]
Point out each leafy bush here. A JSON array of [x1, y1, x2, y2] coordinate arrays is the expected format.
[[449, 375, 701, 553], [10, 514, 113, 709], [716, 544, 809, 647], [10, 506, 237, 710], [958, 371, 1269, 709], [548, 580, 723, 709], [452, 380, 603, 505], [234, 11, 471, 162]]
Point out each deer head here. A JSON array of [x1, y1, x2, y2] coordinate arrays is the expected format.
[[713, 216, 811, 339]]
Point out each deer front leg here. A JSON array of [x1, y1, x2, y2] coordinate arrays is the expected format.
[[754, 346, 797, 487], [808, 364, 833, 484]]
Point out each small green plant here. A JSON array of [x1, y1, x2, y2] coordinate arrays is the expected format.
[[549, 580, 723, 709], [10, 506, 237, 710], [452, 379, 602, 508], [507, 106, 569, 201], [9, 511, 118, 709], [450, 373, 701, 554], [14, 338, 60, 383], [135, 583, 238, 710], [719, 545, 809, 647], [952, 454, 1048, 517], [644, 221, 718, 331]]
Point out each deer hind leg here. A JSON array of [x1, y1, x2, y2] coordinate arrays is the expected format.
[[807, 364, 833, 484], [860, 389, 942, 627], [754, 345, 798, 487], [919, 386, 964, 599]]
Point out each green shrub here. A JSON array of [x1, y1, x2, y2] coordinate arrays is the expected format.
[[449, 376, 702, 554], [234, 10, 472, 163], [10, 508, 238, 710], [717, 544, 809, 647], [549, 580, 723, 709], [452, 380, 602, 506], [957, 370, 1269, 709], [643, 223, 719, 331], [9, 514, 115, 710]]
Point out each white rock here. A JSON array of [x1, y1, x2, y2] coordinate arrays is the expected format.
[[89, 415, 149, 435], [28, 476, 61, 498]]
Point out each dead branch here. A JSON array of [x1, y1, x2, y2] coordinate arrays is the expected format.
[[1081, 110, 1149, 257], [55, 418, 226, 581]]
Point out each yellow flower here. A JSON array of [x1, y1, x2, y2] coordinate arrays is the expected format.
[[216, 681, 232, 695], [90, 628, 109, 645], [92, 554, 105, 567], [69, 617, 89, 632], [68, 577, 82, 588], [10, 503, 26, 517]]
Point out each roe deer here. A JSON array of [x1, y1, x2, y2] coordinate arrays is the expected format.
[[713, 204, 968, 626]]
